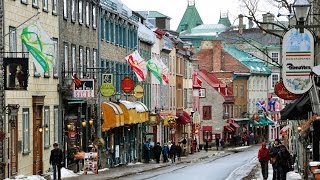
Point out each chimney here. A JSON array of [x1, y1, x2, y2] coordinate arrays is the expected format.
[[212, 40, 222, 72], [238, 14, 243, 34]]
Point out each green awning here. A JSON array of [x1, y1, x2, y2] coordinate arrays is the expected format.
[[249, 120, 260, 126], [266, 117, 275, 125], [258, 117, 268, 126]]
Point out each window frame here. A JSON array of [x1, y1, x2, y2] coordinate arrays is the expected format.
[[64, 43, 69, 76], [271, 73, 280, 88], [71, 45, 76, 75], [63, 0, 68, 19], [43, 0, 48, 12], [92, 5, 96, 29], [71, 0, 76, 22], [44, 106, 50, 148], [52, 0, 57, 15], [53, 38, 59, 78], [85, 1, 90, 26], [22, 108, 30, 154], [79, 46, 84, 78], [9, 26, 17, 58], [21, 0, 28, 5], [93, 49, 97, 78], [54, 106, 59, 143], [32, 0, 38, 8], [86, 48, 90, 78], [202, 106, 212, 120], [271, 52, 279, 62], [79, 0, 83, 24]]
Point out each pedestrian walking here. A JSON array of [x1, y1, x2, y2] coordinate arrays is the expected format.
[[154, 142, 162, 163], [162, 143, 169, 163], [170, 142, 177, 163], [258, 142, 270, 180], [144, 138, 151, 163], [205, 140, 209, 152], [50, 143, 63, 180], [276, 145, 293, 180], [220, 139, 225, 150], [269, 138, 282, 180], [176, 142, 182, 162], [215, 138, 220, 151]]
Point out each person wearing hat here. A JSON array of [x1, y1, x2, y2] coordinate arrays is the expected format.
[[269, 138, 282, 179], [50, 143, 63, 180], [258, 142, 270, 180]]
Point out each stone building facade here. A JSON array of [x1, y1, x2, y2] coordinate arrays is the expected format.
[[3, 0, 59, 177], [58, 0, 98, 171]]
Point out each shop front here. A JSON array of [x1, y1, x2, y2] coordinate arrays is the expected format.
[[101, 100, 148, 167]]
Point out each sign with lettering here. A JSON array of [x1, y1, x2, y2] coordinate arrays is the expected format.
[[282, 28, 314, 94], [274, 80, 301, 100], [73, 79, 94, 98]]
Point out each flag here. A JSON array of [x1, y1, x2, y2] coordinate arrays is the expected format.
[[125, 50, 147, 82], [20, 21, 54, 73], [147, 56, 162, 83], [159, 58, 169, 84]]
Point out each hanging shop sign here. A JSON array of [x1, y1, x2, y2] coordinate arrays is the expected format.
[[121, 77, 134, 93], [282, 28, 314, 94], [100, 83, 115, 97], [274, 80, 301, 100], [133, 84, 144, 99], [73, 79, 94, 98]]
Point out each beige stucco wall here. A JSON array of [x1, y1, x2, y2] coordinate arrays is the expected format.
[[4, 0, 59, 176]]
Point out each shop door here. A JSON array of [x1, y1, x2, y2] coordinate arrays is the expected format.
[[33, 103, 43, 175], [9, 114, 18, 176]]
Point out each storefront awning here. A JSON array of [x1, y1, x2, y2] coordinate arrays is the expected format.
[[101, 102, 124, 132], [176, 111, 191, 125], [249, 119, 260, 126], [266, 117, 275, 125], [119, 100, 139, 124], [133, 101, 149, 123], [281, 93, 311, 120], [258, 117, 268, 126], [224, 126, 234, 132], [230, 122, 240, 128]]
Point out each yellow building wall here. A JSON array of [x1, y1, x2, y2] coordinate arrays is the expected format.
[[4, 0, 59, 176]]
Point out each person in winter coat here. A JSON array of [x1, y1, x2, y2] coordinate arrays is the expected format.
[[50, 143, 63, 180], [258, 142, 270, 180], [276, 145, 293, 180], [154, 142, 162, 163], [162, 144, 169, 163], [176, 142, 183, 162], [144, 139, 151, 163], [170, 142, 177, 163], [269, 138, 282, 180]]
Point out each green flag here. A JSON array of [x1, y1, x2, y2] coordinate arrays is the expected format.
[[20, 22, 54, 73], [147, 56, 162, 83]]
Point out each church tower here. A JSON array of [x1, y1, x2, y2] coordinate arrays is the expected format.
[[176, 0, 203, 33]]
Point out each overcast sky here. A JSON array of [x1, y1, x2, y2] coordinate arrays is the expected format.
[[120, 0, 243, 31], [120, 0, 289, 31]]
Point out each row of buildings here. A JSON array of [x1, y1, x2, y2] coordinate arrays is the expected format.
[[0, 0, 308, 178]]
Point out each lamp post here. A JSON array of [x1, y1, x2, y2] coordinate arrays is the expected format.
[[190, 111, 194, 154], [292, 0, 311, 33]]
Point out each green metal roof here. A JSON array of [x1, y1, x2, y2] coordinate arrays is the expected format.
[[218, 17, 231, 27], [223, 45, 271, 75], [177, 4, 203, 33], [147, 11, 171, 19]]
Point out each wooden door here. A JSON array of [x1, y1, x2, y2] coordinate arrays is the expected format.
[[9, 115, 18, 176], [33, 105, 43, 175]]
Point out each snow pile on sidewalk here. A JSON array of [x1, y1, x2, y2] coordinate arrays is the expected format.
[[4, 175, 46, 180], [50, 167, 79, 179], [127, 162, 144, 166], [287, 171, 302, 180]]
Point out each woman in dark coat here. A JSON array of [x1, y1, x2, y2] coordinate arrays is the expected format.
[[276, 145, 292, 180], [154, 142, 162, 163], [170, 142, 176, 163]]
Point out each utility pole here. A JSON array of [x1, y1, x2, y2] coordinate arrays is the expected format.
[[0, 0, 5, 178]]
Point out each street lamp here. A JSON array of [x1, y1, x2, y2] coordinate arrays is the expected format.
[[293, 0, 311, 33]]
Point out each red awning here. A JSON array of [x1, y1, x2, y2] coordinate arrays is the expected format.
[[202, 126, 212, 132], [224, 126, 234, 132], [192, 72, 202, 89], [176, 111, 191, 125], [230, 122, 240, 128]]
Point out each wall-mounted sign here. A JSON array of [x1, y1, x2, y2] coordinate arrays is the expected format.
[[133, 84, 144, 99], [274, 80, 301, 100], [73, 79, 94, 98], [121, 77, 134, 93], [102, 74, 113, 84], [100, 83, 115, 97], [4, 58, 28, 90], [282, 28, 314, 94]]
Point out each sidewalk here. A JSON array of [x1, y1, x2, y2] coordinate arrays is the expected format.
[[251, 162, 302, 180], [63, 149, 232, 180]]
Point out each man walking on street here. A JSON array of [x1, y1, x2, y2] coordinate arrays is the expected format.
[[258, 142, 270, 180], [154, 142, 162, 163], [269, 138, 281, 179], [50, 143, 63, 180]]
